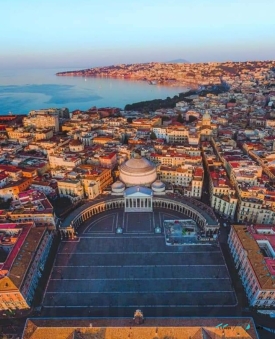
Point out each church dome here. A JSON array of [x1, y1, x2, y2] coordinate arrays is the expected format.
[[119, 156, 157, 187], [111, 181, 125, 193], [70, 139, 82, 146], [69, 139, 84, 152], [151, 180, 165, 192]]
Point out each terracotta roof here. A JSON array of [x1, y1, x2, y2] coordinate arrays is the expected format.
[[233, 225, 275, 290], [23, 318, 257, 339], [70, 139, 82, 146]]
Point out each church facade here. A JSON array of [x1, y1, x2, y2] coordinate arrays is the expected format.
[[124, 186, 153, 212], [111, 155, 166, 213]]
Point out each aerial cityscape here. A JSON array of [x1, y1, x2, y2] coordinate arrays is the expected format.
[[1, 1, 275, 338]]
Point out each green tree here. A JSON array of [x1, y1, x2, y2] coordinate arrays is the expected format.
[[150, 131, 157, 140], [188, 115, 198, 123], [177, 113, 184, 123], [123, 134, 129, 144]]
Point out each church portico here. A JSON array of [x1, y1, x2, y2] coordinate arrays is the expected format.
[[124, 186, 153, 212]]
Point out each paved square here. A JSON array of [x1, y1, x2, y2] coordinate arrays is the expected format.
[[43, 209, 237, 316], [125, 213, 152, 232]]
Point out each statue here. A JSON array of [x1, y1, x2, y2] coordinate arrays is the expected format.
[[133, 309, 144, 324]]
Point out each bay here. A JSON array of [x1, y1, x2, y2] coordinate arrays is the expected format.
[[0, 67, 187, 114]]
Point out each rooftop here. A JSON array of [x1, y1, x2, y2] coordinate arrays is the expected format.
[[0, 223, 33, 275], [233, 225, 275, 290], [22, 317, 258, 339]]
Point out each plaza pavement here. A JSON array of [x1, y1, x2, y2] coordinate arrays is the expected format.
[[42, 209, 237, 317]]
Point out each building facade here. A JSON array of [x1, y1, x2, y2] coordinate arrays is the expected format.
[[228, 225, 275, 307], [0, 223, 54, 311]]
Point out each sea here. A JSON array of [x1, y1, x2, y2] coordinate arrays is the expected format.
[[0, 67, 188, 115]]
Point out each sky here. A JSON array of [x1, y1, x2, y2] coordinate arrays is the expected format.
[[1, 0, 275, 69]]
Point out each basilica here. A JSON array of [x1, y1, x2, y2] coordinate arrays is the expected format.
[[111, 155, 167, 212]]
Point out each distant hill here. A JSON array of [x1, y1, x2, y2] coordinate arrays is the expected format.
[[167, 58, 189, 63]]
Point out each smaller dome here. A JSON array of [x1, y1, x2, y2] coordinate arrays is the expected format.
[[111, 181, 125, 193], [70, 139, 82, 146], [151, 180, 165, 192]]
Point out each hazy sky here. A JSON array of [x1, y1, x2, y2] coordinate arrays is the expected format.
[[1, 0, 275, 69]]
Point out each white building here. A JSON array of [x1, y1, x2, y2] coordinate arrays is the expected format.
[[209, 169, 238, 219], [124, 186, 153, 212], [48, 154, 81, 170]]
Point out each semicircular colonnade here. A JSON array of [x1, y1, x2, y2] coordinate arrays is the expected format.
[[59, 195, 219, 238]]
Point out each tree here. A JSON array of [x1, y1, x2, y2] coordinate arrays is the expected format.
[[150, 131, 157, 140], [123, 134, 129, 144], [177, 113, 184, 123], [162, 116, 170, 122], [188, 115, 198, 123]]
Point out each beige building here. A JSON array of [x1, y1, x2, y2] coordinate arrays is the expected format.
[[58, 179, 84, 202], [209, 169, 238, 219], [237, 197, 275, 224], [23, 113, 59, 132], [34, 128, 53, 140], [158, 165, 203, 198], [79, 165, 113, 195], [228, 225, 275, 307], [159, 165, 193, 186], [6, 127, 32, 140], [48, 154, 81, 169], [149, 152, 201, 167], [9, 190, 57, 228], [166, 126, 189, 143], [0, 223, 53, 311]]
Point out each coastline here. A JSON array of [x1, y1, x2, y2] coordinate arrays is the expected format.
[[56, 73, 199, 89], [0, 69, 188, 114]]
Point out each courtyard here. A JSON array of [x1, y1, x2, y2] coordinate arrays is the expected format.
[[42, 208, 237, 317]]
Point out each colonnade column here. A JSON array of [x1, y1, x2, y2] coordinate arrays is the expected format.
[[124, 196, 153, 211]]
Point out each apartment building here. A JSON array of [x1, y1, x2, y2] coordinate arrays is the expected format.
[[9, 190, 57, 228], [57, 179, 84, 202], [209, 169, 238, 219], [48, 154, 81, 170], [79, 166, 113, 196], [166, 126, 189, 144], [0, 223, 53, 310], [228, 225, 275, 307], [0, 178, 33, 201], [23, 113, 59, 132], [158, 165, 203, 198]]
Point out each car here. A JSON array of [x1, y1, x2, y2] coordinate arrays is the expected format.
[[223, 223, 227, 227]]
